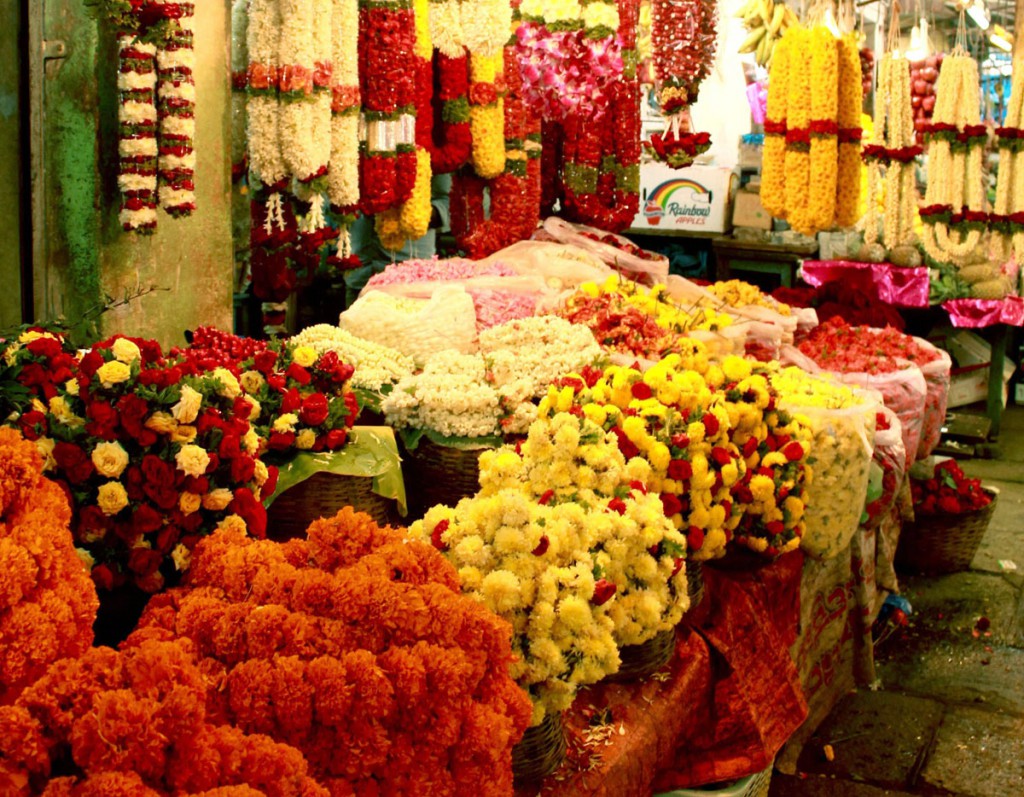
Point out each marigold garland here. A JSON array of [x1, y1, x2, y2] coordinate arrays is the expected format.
[[834, 32, 862, 227], [807, 25, 838, 233], [783, 26, 812, 234], [469, 51, 507, 178], [761, 28, 791, 219]]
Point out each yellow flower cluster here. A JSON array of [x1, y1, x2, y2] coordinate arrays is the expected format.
[[705, 279, 792, 316], [762, 29, 791, 219], [469, 52, 505, 179], [834, 33, 862, 228], [413, 411, 689, 724], [579, 274, 735, 333], [769, 367, 877, 559], [808, 26, 838, 233]]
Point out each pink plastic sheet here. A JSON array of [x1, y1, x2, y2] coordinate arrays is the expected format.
[[800, 261, 930, 308], [941, 297, 1024, 328]]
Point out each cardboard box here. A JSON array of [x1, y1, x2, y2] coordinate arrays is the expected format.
[[731, 188, 772, 230], [817, 230, 862, 260], [633, 163, 739, 233], [947, 363, 1009, 408]]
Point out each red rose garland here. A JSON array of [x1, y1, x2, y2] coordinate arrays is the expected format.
[[117, 33, 159, 233], [155, 0, 197, 218], [427, 52, 474, 173], [652, 0, 717, 114]]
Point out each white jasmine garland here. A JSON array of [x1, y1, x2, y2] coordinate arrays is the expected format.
[[430, 0, 466, 59], [327, 0, 360, 208], [247, 0, 286, 186], [279, 0, 322, 183], [292, 323, 416, 390], [155, 0, 196, 217], [117, 34, 158, 232]]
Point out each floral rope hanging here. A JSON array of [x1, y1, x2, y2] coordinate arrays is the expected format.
[[117, 32, 159, 233], [920, 38, 986, 265], [761, 27, 790, 218], [991, 55, 1024, 259], [155, 0, 197, 218], [469, 51, 507, 178], [834, 31, 862, 227], [807, 24, 839, 232], [783, 26, 812, 234]]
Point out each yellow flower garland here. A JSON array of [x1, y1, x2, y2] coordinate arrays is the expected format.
[[834, 32, 862, 228], [469, 52, 506, 178], [807, 26, 838, 234], [784, 27, 812, 235], [761, 27, 791, 219]]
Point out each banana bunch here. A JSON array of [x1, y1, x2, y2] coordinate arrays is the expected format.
[[736, 0, 799, 67]]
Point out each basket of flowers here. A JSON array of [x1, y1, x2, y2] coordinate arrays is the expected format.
[[897, 459, 997, 574]]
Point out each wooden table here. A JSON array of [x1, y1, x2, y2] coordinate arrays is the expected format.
[[711, 237, 819, 288]]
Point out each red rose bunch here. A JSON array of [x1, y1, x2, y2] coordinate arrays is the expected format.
[[128, 508, 533, 795], [643, 130, 712, 169], [0, 428, 98, 706], [2, 332, 272, 593], [911, 459, 992, 515], [4, 638, 327, 795], [0, 330, 78, 418]]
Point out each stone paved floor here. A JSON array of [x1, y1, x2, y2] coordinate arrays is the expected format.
[[770, 406, 1024, 797]]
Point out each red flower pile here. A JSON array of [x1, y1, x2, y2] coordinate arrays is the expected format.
[[643, 130, 712, 169], [911, 459, 992, 516], [797, 317, 941, 375], [2, 638, 327, 796], [0, 428, 98, 706], [129, 508, 533, 795]]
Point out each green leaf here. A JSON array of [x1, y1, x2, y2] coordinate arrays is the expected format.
[[398, 427, 503, 452]]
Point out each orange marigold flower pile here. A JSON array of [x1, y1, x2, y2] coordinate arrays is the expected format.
[[0, 427, 98, 705], [129, 508, 533, 796], [3, 638, 328, 796]]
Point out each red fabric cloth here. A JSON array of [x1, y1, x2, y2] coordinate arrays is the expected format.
[[518, 555, 808, 796]]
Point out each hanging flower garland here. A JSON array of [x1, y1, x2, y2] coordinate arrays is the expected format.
[[990, 56, 1024, 260], [651, 0, 717, 152], [862, 50, 920, 250], [246, 0, 287, 190], [807, 25, 838, 232], [783, 26, 812, 234], [834, 31, 862, 227], [426, 52, 473, 173], [920, 45, 987, 265], [429, 0, 465, 58], [154, 0, 196, 218], [469, 51, 507, 178], [761, 26, 790, 218], [454, 44, 543, 257], [377, 0, 434, 250], [117, 32, 159, 233]]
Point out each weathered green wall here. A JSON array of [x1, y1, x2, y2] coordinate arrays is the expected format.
[[0, 0, 23, 329], [38, 0, 233, 348]]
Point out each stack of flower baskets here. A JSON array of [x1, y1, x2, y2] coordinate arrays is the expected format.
[[898, 458, 997, 573], [790, 318, 934, 467], [770, 366, 879, 560], [412, 412, 689, 777], [382, 316, 605, 516]]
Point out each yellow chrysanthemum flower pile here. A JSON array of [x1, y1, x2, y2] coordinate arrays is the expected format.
[[411, 412, 690, 724]]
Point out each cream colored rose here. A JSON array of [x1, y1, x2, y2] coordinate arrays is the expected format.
[[253, 458, 269, 486], [291, 345, 318, 368], [145, 411, 178, 435], [31, 398, 46, 414], [35, 437, 57, 472], [295, 429, 316, 449], [97, 481, 129, 516], [91, 441, 129, 478], [96, 360, 131, 387], [217, 514, 247, 535], [112, 337, 141, 363], [202, 488, 234, 511], [170, 424, 198, 444], [171, 543, 192, 572], [175, 444, 211, 478], [243, 396, 262, 421], [240, 370, 265, 394], [242, 428, 261, 454], [212, 367, 241, 399], [172, 385, 203, 424], [272, 413, 298, 434], [179, 491, 202, 515], [18, 330, 56, 344], [65, 378, 80, 396]]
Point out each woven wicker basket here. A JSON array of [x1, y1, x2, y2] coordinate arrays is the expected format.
[[266, 472, 394, 541], [607, 627, 677, 683], [895, 488, 998, 574], [401, 437, 492, 518], [688, 560, 705, 610], [512, 710, 566, 783]]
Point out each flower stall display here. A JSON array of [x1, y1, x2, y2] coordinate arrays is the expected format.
[[794, 318, 945, 462], [132, 509, 533, 793], [7, 637, 329, 795], [0, 428, 98, 705], [910, 458, 992, 516], [538, 217, 670, 285], [413, 412, 689, 723], [919, 46, 987, 267], [770, 367, 877, 560], [381, 316, 605, 440]]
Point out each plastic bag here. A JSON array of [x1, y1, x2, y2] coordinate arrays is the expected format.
[[779, 395, 878, 560], [781, 345, 926, 470], [862, 406, 907, 532], [480, 240, 613, 291], [340, 285, 479, 365], [738, 320, 784, 362], [536, 217, 670, 285], [687, 326, 747, 359], [911, 336, 952, 461]]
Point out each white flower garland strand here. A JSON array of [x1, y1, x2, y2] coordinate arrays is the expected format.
[[430, 0, 466, 59], [992, 56, 1024, 261], [117, 34, 159, 232], [247, 0, 287, 187], [155, 0, 197, 217], [328, 0, 361, 209], [279, 0, 322, 184]]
